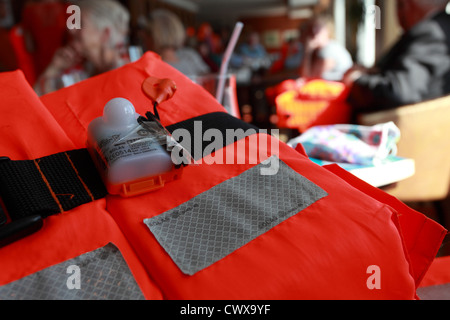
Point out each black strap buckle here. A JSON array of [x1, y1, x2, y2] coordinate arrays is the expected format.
[[0, 214, 43, 248]]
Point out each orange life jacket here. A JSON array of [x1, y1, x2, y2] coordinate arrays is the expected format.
[[0, 52, 446, 300]]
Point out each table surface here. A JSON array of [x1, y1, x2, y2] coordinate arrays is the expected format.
[[310, 156, 416, 188]]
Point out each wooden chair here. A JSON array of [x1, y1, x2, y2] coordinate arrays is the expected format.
[[358, 95, 450, 226]]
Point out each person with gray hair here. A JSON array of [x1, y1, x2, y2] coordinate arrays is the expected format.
[[142, 9, 210, 77], [35, 0, 130, 95], [344, 0, 450, 113]]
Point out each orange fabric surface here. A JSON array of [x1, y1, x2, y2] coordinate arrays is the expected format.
[[419, 256, 450, 288], [0, 53, 446, 299], [104, 138, 418, 299], [322, 164, 448, 288]]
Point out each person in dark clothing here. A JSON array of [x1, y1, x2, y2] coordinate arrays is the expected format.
[[344, 0, 450, 112]]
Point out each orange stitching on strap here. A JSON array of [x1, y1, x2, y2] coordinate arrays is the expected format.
[[33, 159, 64, 214], [55, 193, 75, 200], [64, 152, 95, 202]]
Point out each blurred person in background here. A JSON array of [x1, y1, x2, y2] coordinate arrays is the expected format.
[[35, 0, 130, 95], [283, 36, 304, 71], [298, 14, 353, 81], [344, 0, 450, 112], [238, 31, 268, 60], [235, 31, 273, 71], [0, 0, 14, 29], [142, 9, 210, 77]]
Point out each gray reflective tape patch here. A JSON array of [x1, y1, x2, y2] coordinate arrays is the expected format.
[[144, 156, 328, 275], [417, 283, 450, 300], [0, 243, 145, 300]]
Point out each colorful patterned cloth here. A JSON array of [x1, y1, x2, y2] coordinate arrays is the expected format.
[[289, 122, 401, 166]]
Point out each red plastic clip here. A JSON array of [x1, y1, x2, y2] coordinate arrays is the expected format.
[[142, 77, 177, 105]]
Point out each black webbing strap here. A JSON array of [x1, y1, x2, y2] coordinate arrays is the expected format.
[[0, 112, 258, 222], [166, 111, 259, 161], [0, 149, 107, 221]]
